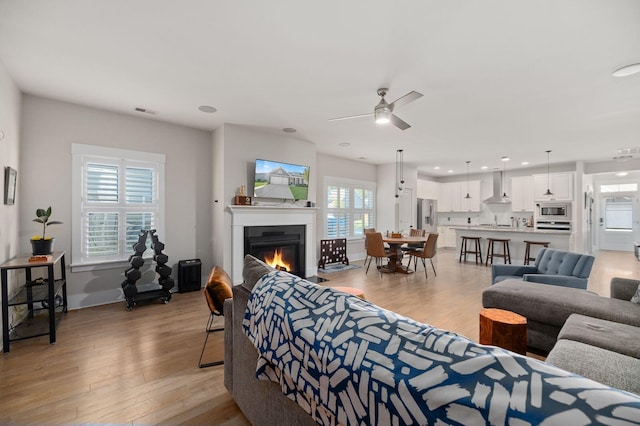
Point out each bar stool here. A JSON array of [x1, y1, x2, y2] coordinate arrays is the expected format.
[[459, 236, 483, 264], [523, 241, 550, 265], [485, 238, 511, 265]]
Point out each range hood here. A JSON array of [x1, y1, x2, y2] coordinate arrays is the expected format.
[[483, 171, 511, 204]]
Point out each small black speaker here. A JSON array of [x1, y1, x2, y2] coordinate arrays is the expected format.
[[178, 259, 202, 293]]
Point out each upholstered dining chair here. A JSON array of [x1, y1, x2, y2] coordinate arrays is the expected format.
[[364, 232, 392, 277], [400, 228, 426, 264], [199, 266, 232, 368], [363, 228, 377, 268], [407, 233, 439, 279]]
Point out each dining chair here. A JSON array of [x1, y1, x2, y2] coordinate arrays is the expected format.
[[400, 228, 426, 264], [363, 228, 376, 268], [364, 232, 392, 277], [407, 233, 439, 279]]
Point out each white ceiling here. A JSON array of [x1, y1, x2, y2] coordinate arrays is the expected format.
[[1, 0, 639, 176]]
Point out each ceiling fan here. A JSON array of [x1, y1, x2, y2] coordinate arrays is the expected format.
[[329, 88, 423, 130]]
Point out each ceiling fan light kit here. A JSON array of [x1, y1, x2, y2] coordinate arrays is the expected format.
[[330, 87, 423, 130]]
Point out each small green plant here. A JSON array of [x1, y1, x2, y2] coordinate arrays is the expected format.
[[31, 206, 63, 240]]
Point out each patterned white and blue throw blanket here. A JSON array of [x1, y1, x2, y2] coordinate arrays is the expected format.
[[243, 271, 640, 425]]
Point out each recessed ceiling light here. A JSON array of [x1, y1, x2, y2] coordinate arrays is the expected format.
[[501, 156, 510, 162], [434, 166, 440, 170], [338, 142, 351, 147], [616, 171, 629, 177], [613, 63, 640, 77], [282, 127, 296, 133], [521, 161, 529, 166], [198, 105, 217, 113], [481, 166, 488, 170], [448, 169, 454, 173]]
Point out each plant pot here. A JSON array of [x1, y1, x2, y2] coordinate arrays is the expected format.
[[31, 238, 54, 255]]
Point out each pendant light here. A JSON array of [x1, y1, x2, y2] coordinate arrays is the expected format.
[[464, 161, 471, 198], [544, 150, 553, 196], [395, 149, 404, 198], [501, 156, 509, 198]]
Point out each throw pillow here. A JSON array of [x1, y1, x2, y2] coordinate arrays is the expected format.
[[243, 255, 276, 291], [631, 284, 640, 304], [205, 266, 233, 315]]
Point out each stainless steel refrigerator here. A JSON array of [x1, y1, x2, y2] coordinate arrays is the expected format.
[[417, 198, 438, 232]]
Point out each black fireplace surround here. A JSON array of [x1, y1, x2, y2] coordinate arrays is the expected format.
[[244, 225, 306, 278]]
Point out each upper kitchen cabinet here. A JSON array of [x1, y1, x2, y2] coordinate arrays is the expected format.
[[533, 172, 574, 201], [417, 179, 439, 200], [438, 181, 481, 212], [511, 176, 535, 212]]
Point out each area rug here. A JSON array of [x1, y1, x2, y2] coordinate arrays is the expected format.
[[318, 263, 361, 274]]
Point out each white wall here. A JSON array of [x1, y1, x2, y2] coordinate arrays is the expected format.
[[20, 95, 212, 308], [0, 59, 22, 338], [218, 124, 316, 275], [0, 60, 20, 263]]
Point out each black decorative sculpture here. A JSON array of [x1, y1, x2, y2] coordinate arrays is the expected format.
[[121, 229, 174, 311]]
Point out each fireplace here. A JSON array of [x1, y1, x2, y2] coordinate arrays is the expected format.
[[244, 225, 306, 278]]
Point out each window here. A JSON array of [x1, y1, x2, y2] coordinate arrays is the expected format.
[[72, 144, 165, 270], [604, 197, 633, 231], [600, 183, 638, 193], [325, 177, 375, 239]]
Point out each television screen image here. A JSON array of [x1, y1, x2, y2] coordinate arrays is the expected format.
[[254, 159, 310, 200]]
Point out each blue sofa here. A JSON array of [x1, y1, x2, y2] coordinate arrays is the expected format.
[[491, 248, 595, 289]]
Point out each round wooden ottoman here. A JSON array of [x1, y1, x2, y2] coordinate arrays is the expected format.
[[332, 286, 365, 299], [479, 308, 527, 355]]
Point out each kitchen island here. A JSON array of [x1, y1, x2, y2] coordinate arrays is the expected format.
[[449, 226, 572, 265]]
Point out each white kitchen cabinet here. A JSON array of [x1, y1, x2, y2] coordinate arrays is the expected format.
[[461, 180, 481, 212], [511, 176, 535, 212], [438, 181, 481, 212], [436, 226, 457, 248], [533, 173, 574, 201], [417, 179, 439, 200]]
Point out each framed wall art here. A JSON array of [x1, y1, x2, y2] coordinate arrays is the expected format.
[[4, 167, 16, 205]]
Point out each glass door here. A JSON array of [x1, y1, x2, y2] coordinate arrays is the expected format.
[[598, 194, 638, 251]]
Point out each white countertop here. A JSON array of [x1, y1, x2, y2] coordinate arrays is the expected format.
[[448, 225, 571, 235]]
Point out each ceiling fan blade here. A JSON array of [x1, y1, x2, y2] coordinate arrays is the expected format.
[[390, 114, 411, 130], [388, 91, 423, 110], [328, 112, 374, 122]]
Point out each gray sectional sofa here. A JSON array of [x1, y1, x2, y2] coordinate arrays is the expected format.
[[224, 256, 640, 425], [482, 277, 640, 394]]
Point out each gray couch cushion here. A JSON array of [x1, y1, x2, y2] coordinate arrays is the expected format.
[[482, 279, 640, 328], [546, 339, 640, 395], [559, 314, 640, 359], [242, 255, 275, 292], [612, 277, 640, 301]]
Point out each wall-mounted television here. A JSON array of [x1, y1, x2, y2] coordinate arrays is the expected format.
[[254, 159, 310, 200]]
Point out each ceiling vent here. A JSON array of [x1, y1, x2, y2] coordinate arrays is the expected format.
[[134, 107, 158, 115]]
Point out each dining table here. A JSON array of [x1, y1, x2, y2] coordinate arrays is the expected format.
[[381, 235, 429, 274]]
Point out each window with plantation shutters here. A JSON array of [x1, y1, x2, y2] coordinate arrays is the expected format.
[[325, 177, 376, 239], [72, 144, 165, 270]]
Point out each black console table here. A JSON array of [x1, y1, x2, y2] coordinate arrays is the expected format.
[[1, 251, 68, 353]]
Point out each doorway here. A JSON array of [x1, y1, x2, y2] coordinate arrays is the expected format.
[[397, 188, 414, 233], [598, 193, 638, 251]]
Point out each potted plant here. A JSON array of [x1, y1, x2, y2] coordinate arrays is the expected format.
[[30, 206, 63, 255]]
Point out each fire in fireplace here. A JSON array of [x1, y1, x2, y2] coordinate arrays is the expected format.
[[244, 225, 306, 278], [263, 248, 292, 272]]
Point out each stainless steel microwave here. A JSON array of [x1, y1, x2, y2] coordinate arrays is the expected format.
[[536, 203, 570, 220]]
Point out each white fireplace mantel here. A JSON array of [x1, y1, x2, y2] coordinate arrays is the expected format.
[[227, 205, 317, 283]]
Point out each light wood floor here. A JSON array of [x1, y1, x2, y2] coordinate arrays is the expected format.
[[0, 249, 636, 424]]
